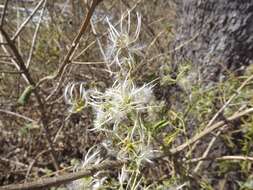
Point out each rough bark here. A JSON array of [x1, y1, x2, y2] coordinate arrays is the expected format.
[[173, 0, 253, 83]]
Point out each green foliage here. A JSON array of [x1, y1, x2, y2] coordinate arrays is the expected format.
[[17, 85, 34, 105], [199, 179, 215, 190], [239, 175, 253, 190], [156, 59, 253, 189]]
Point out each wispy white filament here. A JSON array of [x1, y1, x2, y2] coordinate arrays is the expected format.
[[64, 82, 89, 113], [90, 79, 155, 131], [106, 10, 144, 70]]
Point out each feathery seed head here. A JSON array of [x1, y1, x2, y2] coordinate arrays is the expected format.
[[106, 11, 143, 70], [64, 82, 90, 113], [91, 79, 155, 131], [67, 146, 104, 190], [81, 146, 103, 167]]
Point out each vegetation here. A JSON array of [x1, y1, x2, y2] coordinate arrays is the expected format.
[[0, 1, 252, 190]]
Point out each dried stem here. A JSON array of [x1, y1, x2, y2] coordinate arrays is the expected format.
[[0, 109, 37, 123], [1, 160, 125, 190], [170, 107, 253, 154], [192, 74, 253, 171], [0, 0, 9, 27], [187, 155, 253, 163], [36, 0, 103, 87], [12, 0, 45, 41], [26, 0, 47, 68], [0, 28, 60, 171]]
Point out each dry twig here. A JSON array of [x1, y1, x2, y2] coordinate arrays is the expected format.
[[170, 107, 253, 154], [1, 160, 124, 190], [0, 27, 60, 171], [0, 0, 9, 26], [192, 74, 253, 171], [12, 0, 45, 41], [36, 0, 103, 88]]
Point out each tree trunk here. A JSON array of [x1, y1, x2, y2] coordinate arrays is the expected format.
[[173, 0, 253, 83]]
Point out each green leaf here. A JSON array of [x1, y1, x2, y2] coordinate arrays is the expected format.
[[17, 85, 34, 105], [152, 120, 170, 133]]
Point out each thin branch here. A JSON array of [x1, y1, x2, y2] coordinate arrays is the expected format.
[[26, 0, 47, 68], [193, 130, 222, 172], [36, 0, 103, 87], [0, 54, 12, 57], [71, 61, 105, 65], [73, 0, 142, 61], [90, 18, 108, 64], [193, 105, 252, 172], [25, 150, 50, 181], [207, 74, 253, 127], [0, 70, 23, 74], [1, 160, 124, 190], [0, 29, 30, 84], [0, 0, 9, 27], [170, 107, 253, 154], [216, 155, 253, 162], [187, 155, 253, 163], [168, 33, 199, 54], [0, 27, 60, 171], [0, 109, 36, 123], [37, 0, 103, 102], [12, 0, 45, 41], [189, 75, 253, 171], [0, 28, 38, 85], [0, 156, 48, 174]]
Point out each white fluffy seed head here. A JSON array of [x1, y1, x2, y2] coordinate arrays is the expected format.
[[64, 82, 90, 113], [91, 79, 155, 131], [81, 146, 103, 167], [106, 10, 143, 71], [67, 146, 105, 190]]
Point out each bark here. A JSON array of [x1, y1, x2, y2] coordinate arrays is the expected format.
[[173, 0, 253, 83]]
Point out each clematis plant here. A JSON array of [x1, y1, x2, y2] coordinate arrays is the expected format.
[[64, 10, 163, 189], [106, 11, 144, 70]]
